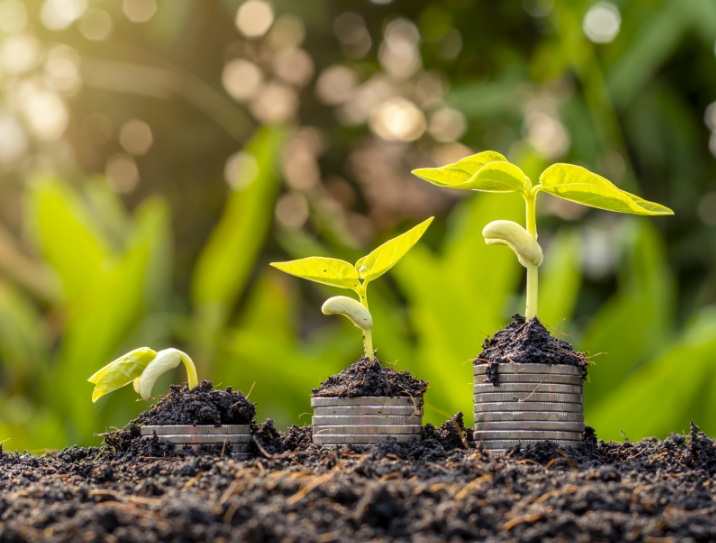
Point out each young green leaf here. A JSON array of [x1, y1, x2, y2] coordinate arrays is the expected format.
[[537, 164, 674, 216], [460, 161, 532, 193], [355, 217, 434, 284], [88, 347, 157, 402], [270, 257, 361, 292], [137, 348, 196, 401], [411, 151, 507, 188]]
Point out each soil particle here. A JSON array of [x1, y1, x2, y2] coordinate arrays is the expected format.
[[131, 380, 256, 426], [476, 314, 589, 385], [2, 421, 716, 542], [312, 356, 428, 400]]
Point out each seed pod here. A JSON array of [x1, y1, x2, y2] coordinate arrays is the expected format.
[[321, 296, 373, 330], [483, 220, 543, 268]]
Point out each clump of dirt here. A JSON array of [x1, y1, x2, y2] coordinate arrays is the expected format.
[[312, 356, 428, 400], [131, 380, 256, 426], [251, 419, 313, 456], [475, 314, 589, 385]]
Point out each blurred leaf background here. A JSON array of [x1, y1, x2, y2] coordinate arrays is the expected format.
[[0, 0, 714, 450]]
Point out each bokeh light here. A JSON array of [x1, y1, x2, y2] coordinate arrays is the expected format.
[[119, 119, 153, 156], [250, 82, 298, 124], [222, 59, 264, 102], [370, 97, 426, 142], [315, 65, 358, 106], [224, 150, 259, 190], [79, 8, 113, 41], [40, 0, 87, 31], [0, 0, 28, 33], [123, 0, 157, 24], [583, 2, 621, 44], [105, 154, 139, 193], [0, 34, 41, 75], [0, 113, 28, 164], [236, 0, 274, 38]]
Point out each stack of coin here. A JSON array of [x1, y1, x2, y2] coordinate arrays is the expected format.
[[312, 396, 422, 445], [473, 364, 584, 452], [140, 425, 252, 457]]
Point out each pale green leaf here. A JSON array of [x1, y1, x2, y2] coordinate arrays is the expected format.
[[538, 164, 674, 216], [89, 347, 157, 402], [461, 161, 532, 193], [270, 257, 361, 292], [411, 151, 507, 188], [356, 217, 434, 284]]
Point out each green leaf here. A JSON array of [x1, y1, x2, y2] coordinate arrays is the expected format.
[[411, 151, 507, 188], [461, 161, 532, 193], [356, 217, 434, 284], [538, 164, 674, 216], [270, 257, 361, 292], [88, 347, 157, 402]]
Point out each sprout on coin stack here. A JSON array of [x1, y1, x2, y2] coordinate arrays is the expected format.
[[271, 218, 433, 446], [413, 153, 673, 451], [89, 348, 255, 456]]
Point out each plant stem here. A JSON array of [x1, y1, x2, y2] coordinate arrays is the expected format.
[[358, 283, 375, 359], [179, 352, 199, 389], [525, 191, 538, 318], [363, 329, 374, 359]]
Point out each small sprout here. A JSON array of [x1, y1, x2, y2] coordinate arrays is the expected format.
[[413, 154, 673, 319], [88, 347, 199, 402], [482, 220, 543, 268], [271, 217, 433, 358], [322, 296, 373, 330]]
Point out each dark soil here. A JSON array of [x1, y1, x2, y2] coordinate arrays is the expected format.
[[2, 421, 716, 542], [130, 380, 256, 426], [476, 314, 589, 385], [311, 356, 428, 401]]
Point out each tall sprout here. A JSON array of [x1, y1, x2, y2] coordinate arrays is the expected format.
[[413, 152, 673, 318]]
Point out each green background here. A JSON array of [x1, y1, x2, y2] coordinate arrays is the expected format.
[[0, 0, 715, 451]]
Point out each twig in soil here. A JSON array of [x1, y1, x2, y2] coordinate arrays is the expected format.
[[451, 419, 470, 450], [455, 475, 493, 500], [555, 449, 575, 470], [287, 472, 334, 505], [503, 513, 542, 531], [544, 322, 569, 337], [516, 459, 542, 467], [530, 484, 579, 507], [181, 472, 202, 491]]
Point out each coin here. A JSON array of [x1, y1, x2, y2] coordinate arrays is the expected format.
[[311, 396, 418, 407], [474, 401, 583, 413], [474, 421, 584, 432], [474, 364, 583, 376], [155, 434, 252, 444], [477, 439, 582, 449], [140, 425, 250, 436], [313, 425, 422, 435], [473, 383, 583, 395], [473, 392, 583, 404], [313, 434, 421, 444], [313, 406, 422, 416], [474, 411, 583, 423], [312, 415, 421, 426], [474, 430, 583, 441], [475, 373, 584, 385]]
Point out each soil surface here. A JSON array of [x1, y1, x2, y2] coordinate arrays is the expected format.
[[311, 357, 428, 400], [130, 381, 256, 426], [2, 421, 716, 542], [476, 314, 589, 385]]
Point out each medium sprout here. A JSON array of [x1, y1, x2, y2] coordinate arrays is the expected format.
[[271, 217, 433, 358], [413, 154, 673, 319], [88, 347, 199, 402]]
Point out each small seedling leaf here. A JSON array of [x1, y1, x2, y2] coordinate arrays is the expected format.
[[461, 161, 532, 193], [538, 164, 674, 216], [411, 151, 508, 188], [88, 347, 157, 402], [270, 257, 361, 292], [355, 217, 433, 283]]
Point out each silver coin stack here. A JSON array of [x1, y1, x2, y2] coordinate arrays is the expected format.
[[312, 396, 422, 445], [140, 425, 252, 457], [474, 363, 585, 452]]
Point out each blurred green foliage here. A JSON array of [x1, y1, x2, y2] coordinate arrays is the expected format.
[[0, 0, 715, 450]]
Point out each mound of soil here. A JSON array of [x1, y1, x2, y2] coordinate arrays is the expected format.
[[312, 356, 428, 399], [131, 380, 256, 426], [476, 314, 589, 384], [2, 422, 716, 542]]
